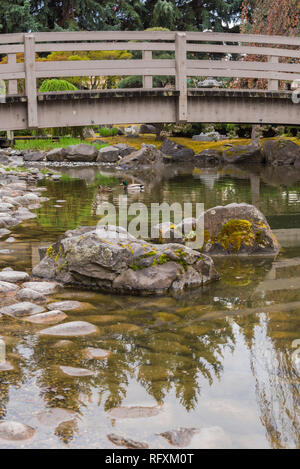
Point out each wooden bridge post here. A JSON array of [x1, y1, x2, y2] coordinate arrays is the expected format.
[[143, 50, 153, 88], [268, 56, 279, 91], [7, 54, 18, 95], [24, 33, 38, 128], [175, 32, 187, 122]]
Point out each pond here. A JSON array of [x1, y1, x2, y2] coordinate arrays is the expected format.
[[0, 163, 300, 448]]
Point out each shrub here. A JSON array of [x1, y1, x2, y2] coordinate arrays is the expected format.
[[39, 79, 78, 92]]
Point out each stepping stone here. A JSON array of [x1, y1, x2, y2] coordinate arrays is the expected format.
[[0, 270, 29, 283], [21, 310, 67, 324], [107, 405, 162, 419], [0, 302, 45, 318], [59, 365, 96, 377], [0, 281, 19, 293], [22, 281, 58, 295], [52, 340, 73, 348], [83, 347, 111, 360], [56, 200, 66, 203], [16, 288, 47, 302], [47, 301, 91, 312], [0, 421, 35, 441], [39, 321, 98, 337], [36, 408, 77, 426], [0, 361, 14, 372]]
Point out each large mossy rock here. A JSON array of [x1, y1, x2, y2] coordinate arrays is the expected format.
[[223, 144, 262, 164], [262, 139, 300, 166], [202, 203, 280, 256], [32, 225, 219, 295], [160, 139, 195, 162], [117, 144, 164, 170]]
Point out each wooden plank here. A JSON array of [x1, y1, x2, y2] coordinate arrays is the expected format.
[[0, 45, 24, 54], [0, 62, 25, 74], [187, 68, 300, 81], [186, 31, 300, 46], [143, 50, 152, 88], [34, 31, 176, 42], [0, 33, 24, 44], [268, 56, 279, 91], [7, 54, 18, 95], [186, 43, 300, 59], [36, 67, 176, 78], [24, 34, 38, 128], [175, 32, 187, 122], [36, 59, 175, 72], [0, 71, 25, 80], [187, 60, 300, 73], [35, 42, 175, 52]]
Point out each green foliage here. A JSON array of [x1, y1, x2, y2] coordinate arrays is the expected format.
[[99, 127, 119, 137], [39, 79, 78, 92], [14, 137, 107, 152]]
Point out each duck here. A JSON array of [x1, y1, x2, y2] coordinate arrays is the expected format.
[[97, 184, 113, 193], [122, 180, 144, 192]]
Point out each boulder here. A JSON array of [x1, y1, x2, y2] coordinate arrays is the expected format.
[[65, 144, 98, 162], [262, 139, 300, 166], [23, 151, 45, 162], [117, 144, 164, 171], [82, 127, 96, 139], [32, 225, 219, 295], [194, 149, 222, 165], [113, 143, 136, 157], [223, 144, 262, 164], [202, 203, 280, 256], [160, 139, 195, 162], [46, 147, 66, 162], [97, 145, 121, 163], [140, 124, 157, 134]]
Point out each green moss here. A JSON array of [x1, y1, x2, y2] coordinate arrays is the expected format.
[[143, 250, 157, 258]]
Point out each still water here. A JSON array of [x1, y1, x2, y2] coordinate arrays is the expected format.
[[0, 163, 300, 448]]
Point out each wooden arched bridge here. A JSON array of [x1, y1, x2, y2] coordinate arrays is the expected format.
[[0, 30, 299, 130]]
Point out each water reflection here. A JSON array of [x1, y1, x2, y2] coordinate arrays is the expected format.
[[0, 163, 300, 448]]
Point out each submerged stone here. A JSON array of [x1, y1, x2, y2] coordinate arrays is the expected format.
[[107, 433, 149, 449], [160, 428, 199, 447], [21, 310, 67, 324], [36, 408, 77, 426], [107, 405, 162, 419], [0, 361, 14, 371], [46, 300, 89, 311], [82, 347, 111, 359], [0, 302, 45, 318], [59, 365, 96, 377], [39, 321, 98, 337], [0, 421, 35, 441]]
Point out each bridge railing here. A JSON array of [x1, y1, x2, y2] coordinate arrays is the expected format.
[[0, 31, 299, 127]]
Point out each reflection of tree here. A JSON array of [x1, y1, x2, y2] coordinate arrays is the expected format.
[[236, 312, 300, 449]]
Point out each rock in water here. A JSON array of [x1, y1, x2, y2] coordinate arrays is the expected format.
[[59, 365, 96, 377], [160, 139, 195, 162], [262, 139, 300, 167], [0, 302, 45, 318], [202, 203, 280, 256], [32, 225, 219, 295], [117, 144, 164, 170], [0, 421, 35, 441], [222, 144, 262, 164], [107, 405, 162, 419], [0, 270, 30, 283], [39, 321, 98, 337]]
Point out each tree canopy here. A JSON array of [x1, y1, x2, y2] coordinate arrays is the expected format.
[[0, 0, 243, 33]]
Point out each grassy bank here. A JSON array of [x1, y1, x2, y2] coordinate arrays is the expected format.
[[14, 137, 108, 152]]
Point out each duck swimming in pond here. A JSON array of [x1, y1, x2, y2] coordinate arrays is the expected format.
[[122, 180, 144, 192]]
